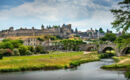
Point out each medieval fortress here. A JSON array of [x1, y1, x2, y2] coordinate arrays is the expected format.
[[0, 24, 73, 38], [0, 24, 102, 39]]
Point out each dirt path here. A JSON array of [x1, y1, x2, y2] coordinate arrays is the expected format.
[[118, 59, 130, 64], [83, 51, 92, 54]]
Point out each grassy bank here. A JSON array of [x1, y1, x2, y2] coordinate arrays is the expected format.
[[101, 54, 130, 70], [0, 51, 99, 72]]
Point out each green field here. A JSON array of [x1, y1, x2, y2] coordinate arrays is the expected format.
[[101, 54, 130, 70], [0, 51, 99, 72]]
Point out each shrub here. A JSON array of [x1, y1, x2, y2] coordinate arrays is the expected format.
[[0, 54, 3, 59], [99, 53, 115, 59], [0, 50, 3, 59], [28, 46, 35, 52], [0, 49, 14, 56], [3, 49, 14, 56], [19, 45, 28, 55], [35, 45, 43, 53], [25, 50, 33, 55], [13, 49, 20, 56], [0, 42, 14, 50]]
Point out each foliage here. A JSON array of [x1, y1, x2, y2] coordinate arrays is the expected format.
[[125, 71, 130, 79], [10, 40, 23, 48], [99, 53, 115, 59], [111, 0, 130, 33], [18, 45, 28, 55], [99, 27, 105, 33], [25, 50, 33, 55], [35, 45, 46, 54], [115, 33, 130, 51], [100, 33, 116, 42], [28, 46, 35, 53], [13, 49, 20, 56], [0, 49, 13, 56], [0, 54, 3, 59], [60, 39, 83, 51], [0, 39, 23, 50], [0, 42, 14, 50], [53, 25, 60, 28], [37, 37, 44, 41], [101, 55, 130, 70]]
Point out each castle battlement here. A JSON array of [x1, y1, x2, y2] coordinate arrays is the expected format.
[[0, 24, 73, 38]]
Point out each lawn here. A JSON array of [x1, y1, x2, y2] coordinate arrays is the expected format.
[[101, 54, 130, 70], [0, 51, 99, 72]]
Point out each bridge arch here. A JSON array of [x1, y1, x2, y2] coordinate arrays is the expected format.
[[86, 46, 97, 51], [102, 47, 115, 53], [79, 44, 97, 51], [121, 47, 130, 55], [98, 44, 116, 53]]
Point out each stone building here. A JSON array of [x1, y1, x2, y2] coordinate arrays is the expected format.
[[0, 24, 73, 38], [24, 38, 41, 46]]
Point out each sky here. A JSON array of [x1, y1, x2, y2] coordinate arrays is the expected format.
[[0, 0, 122, 32]]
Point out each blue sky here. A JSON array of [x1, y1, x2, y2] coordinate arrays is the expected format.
[[0, 0, 122, 32]]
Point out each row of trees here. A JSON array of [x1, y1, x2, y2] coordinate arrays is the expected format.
[[60, 39, 84, 51], [0, 39, 48, 58]]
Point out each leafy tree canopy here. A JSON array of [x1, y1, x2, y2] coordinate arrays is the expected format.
[[100, 33, 116, 42], [111, 0, 130, 33]]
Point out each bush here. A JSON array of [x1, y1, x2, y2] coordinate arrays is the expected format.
[[25, 50, 33, 55], [3, 49, 14, 56], [13, 49, 20, 56], [0, 50, 3, 59], [99, 53, 115, 59], [19, 45, 28, 55], [0, 49, 13, 56], [0, 42, 14, 50], [28, 46, 35, 52], [0, 54, 3, 59]]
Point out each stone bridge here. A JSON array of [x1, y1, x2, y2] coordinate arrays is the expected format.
[[80, 43, 130, 56], [79, 44, 97, 51], [98, 43, 116, 53], [44, 42, 130, 56], [98, 43, 130, 56]]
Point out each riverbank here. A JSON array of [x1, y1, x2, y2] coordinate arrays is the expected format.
[[0, 51, 100, 72], [101, 54, 130, 70]]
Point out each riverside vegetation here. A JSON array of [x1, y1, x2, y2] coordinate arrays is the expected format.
[[0, 51, 100, 72], [101, 54, 130, 70]]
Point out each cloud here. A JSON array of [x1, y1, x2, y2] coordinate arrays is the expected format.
[[0, 0, 119, 31]]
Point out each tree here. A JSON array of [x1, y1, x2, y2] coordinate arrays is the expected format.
[[1, 42, 14, 50], [13, 49, 20, 56], [10, 40, 23, 48], [35, 45, 44, 54], [28, 46, 35, 52], [18, 45, 28, 55], [99, 27, 105, 33], [111, 0, 130, 33], [100, 33, 116, 42]]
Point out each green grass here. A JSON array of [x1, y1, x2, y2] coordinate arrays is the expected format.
[[0, 51, 100, 72], [101, 54, 130, 70]]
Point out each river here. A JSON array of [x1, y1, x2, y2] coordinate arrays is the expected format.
[[0, 59, 129, 80]]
